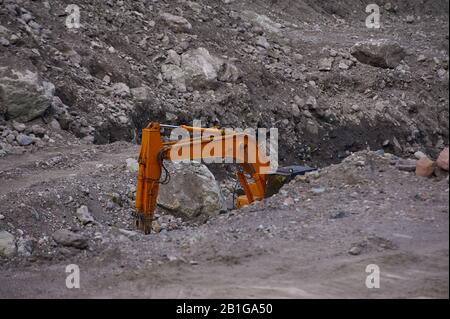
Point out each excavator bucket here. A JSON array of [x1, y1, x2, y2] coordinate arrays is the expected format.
[[265, 165, 316, 198]]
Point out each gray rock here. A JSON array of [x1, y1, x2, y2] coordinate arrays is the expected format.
[[255, 36, 270, 49], [158, 161, 226, 222], [166, 49, 181, 66], [126, 158, 139, 173], [161, 64, 187, 92], [0, 67, 54, 122], [414, 151, 428, 160], [311, 187, 326, 195], [351, 41, 406, 69], [52, 229, 88, 249], [0, 37, 10, 46], [108, 83, 130, 98], [118, 229, 139, 240], [406, 15, 415, 23], [330, 211, 347, 219], [17, 236, 35, 256], [305, 96, 318, 110], [417, 54, 427, 62], [160, 12, 192, 33], [16, 134, 33, 146], [12, 121, 26, 132], [6, 134, 15, 143], [131, 86, 152, 101], [349, 245, 363, 256], [75, 205, 95, 225], [30, 124, 46, 137], [395, 159, 417, 172], [163, 47, 241, 91], [318, 58, 334, 71], [0, 231, 16, 257]]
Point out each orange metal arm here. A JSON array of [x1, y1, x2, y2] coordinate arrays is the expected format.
[[135, 122, 271, 234]]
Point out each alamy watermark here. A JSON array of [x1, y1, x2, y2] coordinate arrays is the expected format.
[[167, 120, 279, 175], [66, 264, 80, 289], [65, 4, 81, 29], [366, 4, 381, 29], [365, 264, 380, 289]]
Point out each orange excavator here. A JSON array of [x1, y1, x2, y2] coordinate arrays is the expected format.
[[135, 122, 314, 234]]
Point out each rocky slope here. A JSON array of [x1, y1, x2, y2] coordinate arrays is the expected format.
[[0, 0, 449, 166]]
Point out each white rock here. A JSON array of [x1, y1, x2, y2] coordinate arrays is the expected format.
[[126, 158, 139, 173], [0, 231, 16, 257], [76, 205, 95, 225]]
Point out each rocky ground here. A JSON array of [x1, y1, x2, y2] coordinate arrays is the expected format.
[[0, 146, 448, 298], [0, 0, 449, 298]]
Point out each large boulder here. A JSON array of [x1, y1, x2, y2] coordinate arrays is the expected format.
[[0, 65, 55, 122], [181, 48, 223, 89], [351, 41, 406, 69], [162, 47, 241, 91], [158, 161, 226, 222]]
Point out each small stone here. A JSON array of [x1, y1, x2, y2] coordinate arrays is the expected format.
[[50, 119, 61, 130], [109, 83, 130, 98], [118, 229, 139, 239], [30, 124, 46, 137], [255, 36, 270, 49], [416, 158, 435, 177], [6, 134, 15, 143], [311, 187, 326, 195], [0, 214, 5, 220], [436, 147, 449, 171], [355, 161, 366, 167], [417, 55, 427, 62], [318, 58, 334, 71], [126, 158, 139, 173], [16, 134, 33, 146], [0, 231, 16, 257], [396, 159, 417, 172], [292, 104, 300, 118], [52, 229, 88, 249], [305, 96, 318, 110], [414, 151, 428, 160], [351, 104, 360, 112], [338, 61, 350, 70], [166, 49, 181, 66], [0, 37, 10, 46], [330, 211, 346, 219], [349, 246, 362, 256], [75, 205, 95, 225], [12, 121, 26, 132], [434, 166, 448, 179], [160, 12, 192, 33], [406, 15, 415, 23], [167, 255, 178, 262]]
